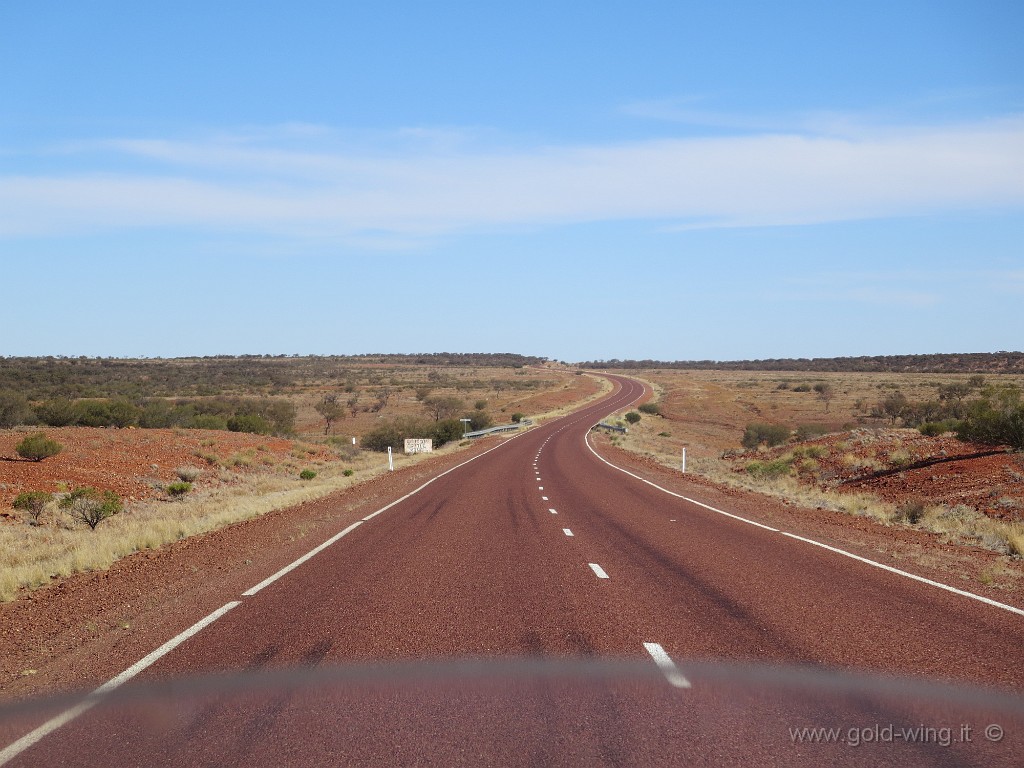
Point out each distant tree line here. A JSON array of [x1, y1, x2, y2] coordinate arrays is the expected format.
[[580, 352, 1024, 374], [0, 391, 296, 435], [0, 353, 546, 401]]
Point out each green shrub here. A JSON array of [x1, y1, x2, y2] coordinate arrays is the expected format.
[[638, 403, 661, 415], [189, 413, 229, 430], [35, 398, 78, 427], [343, 469, 355, 477], [956, 386, 1023, 449], [13, 491, 51, 524], [741, 423, 790, 449], [16, 432, 63, 462], [894, 500, 926, 525], [795, 423, 828, 441], [362, 423, 405, 452], [919, 420, 960, 437], [166, 481, 192, 497], [299, 469, 317, 480], [107, 399, 141, 428], [431, 419, 464, 446], [466, 411, 492, 431], [0, 390, 35, 428], [624, 411, 641, 425], [511, 413, 525, 423], [59, 487, 123, 530], [746, 458, 793, 479], [227, 414, 273, 435], [658, 431, 671, 437], [73, 400, 114, 427]]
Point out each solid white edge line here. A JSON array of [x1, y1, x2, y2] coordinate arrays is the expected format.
[[585, 430, 778, 533], [0, 601, 241, 766], [643, 642, 691, 689], [585, 384, 1024, 618], [242, 522, 363, 596], [778, 531, 1024, 617], [589, 562, 609, 579]]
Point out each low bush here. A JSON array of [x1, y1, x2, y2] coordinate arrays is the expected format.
[[795, 423, 828, 441], [189, 414, 229, 430], [59, 487, 123, 530], [466, 411, 492, 431], [175, 466, 202, 482], [624, 411, 641, 425], [919, 420, 961, 437], [299, 469, 317, 480], [511, 413, 525, 423], [13, 491, 51, 524], [894, 500, 926, 525], [638, 403, 661, 415], [956, 386, 1023, 449], [741, 423, 790, 449], [342, 469, 355, 477], [227, 414, 273, 435], [166, 481, 193, 497], [16, 432, 63, 462], [746, 458, 793, 480]]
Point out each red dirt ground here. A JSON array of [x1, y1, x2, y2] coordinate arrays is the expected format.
[[735, 428, 1024, 522], [0, 427, 331, 513]]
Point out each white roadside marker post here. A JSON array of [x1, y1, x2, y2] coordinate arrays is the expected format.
[[681, 447, 686, 473], [387, 445, 394, 471]]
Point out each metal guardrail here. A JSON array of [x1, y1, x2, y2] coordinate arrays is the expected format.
[[595, 422, 628, 434], [464, 423, 524, 438]]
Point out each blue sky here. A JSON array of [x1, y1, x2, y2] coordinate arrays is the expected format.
[[2, 1, 1022, 362]]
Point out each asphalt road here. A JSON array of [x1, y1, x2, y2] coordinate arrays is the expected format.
[[3, 375, 1022, 766]]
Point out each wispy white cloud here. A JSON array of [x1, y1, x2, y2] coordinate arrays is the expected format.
[[1, 116, 1022, 241]]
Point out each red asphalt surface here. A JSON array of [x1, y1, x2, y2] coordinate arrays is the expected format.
[[2, 376, 1022, 766]]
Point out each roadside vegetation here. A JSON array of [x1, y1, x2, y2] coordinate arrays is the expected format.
[[599, 369, 1024, 587]]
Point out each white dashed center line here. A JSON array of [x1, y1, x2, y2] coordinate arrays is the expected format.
[[549, 508, 558, 514], [589, 563, 609, 579], [563, 528, 574, 537], [643, 642, 691, 688], [541, 496, 548, 501]]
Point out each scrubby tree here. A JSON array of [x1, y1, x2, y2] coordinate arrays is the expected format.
[[624, 411, 641, 425], [13, 491, 51, 525], [15, 432, 63, 462], [372, 386, 394, 412], [879, 392, 910, 424], [937, 382, 972, 418], [423, 396, 464, 421], [813, 383, 835, 413], [314, 393, 345, 434], [60, 487, 123, 530]]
